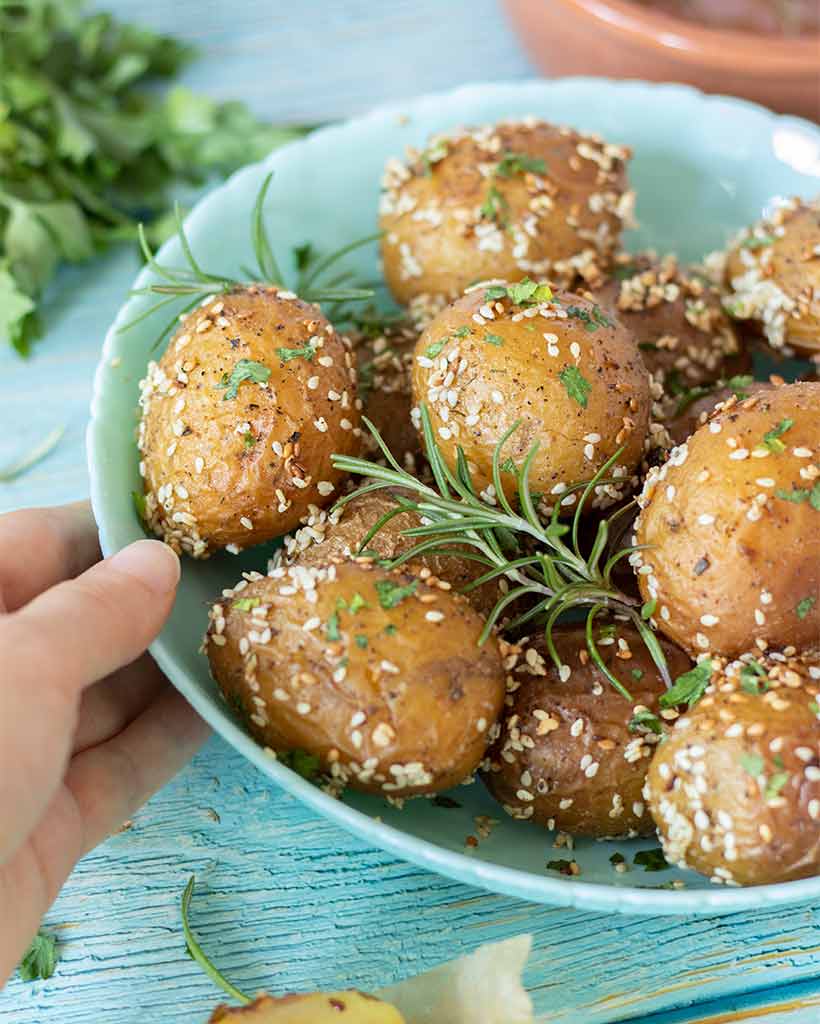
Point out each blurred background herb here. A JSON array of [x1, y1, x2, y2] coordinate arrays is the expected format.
[[0, 0, 312, 355]]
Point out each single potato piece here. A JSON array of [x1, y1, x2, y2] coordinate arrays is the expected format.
[[138, 286, 362, 557], [634, 382, 820, 658], [206, 560, 506, 797], [411, 284, 650, 511], [209, 992, 403, 1023], [595, 253, 745, 391], [380, 119, 633, 309], [285, 488, 505, 618], [482, 625, 692, 837], [646, 650, 820, 886], [352, 319, 422, 471], [724, 197, 820, 356]]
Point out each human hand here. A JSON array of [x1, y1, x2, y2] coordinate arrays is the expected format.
[[0, 503, 210, 985]]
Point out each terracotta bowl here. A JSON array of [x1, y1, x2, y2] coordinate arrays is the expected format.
[[503, 0, 820, 121]]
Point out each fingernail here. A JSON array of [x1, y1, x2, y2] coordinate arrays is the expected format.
[[109, 539, 181, 595]]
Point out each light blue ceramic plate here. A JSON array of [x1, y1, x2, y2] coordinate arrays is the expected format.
[[88, 79, 820, 916]]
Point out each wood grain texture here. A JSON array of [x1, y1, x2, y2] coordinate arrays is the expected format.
[[1, 2, 819, 1021]]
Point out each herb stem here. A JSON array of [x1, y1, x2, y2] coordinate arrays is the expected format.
[[181, 876, 250, 1005]]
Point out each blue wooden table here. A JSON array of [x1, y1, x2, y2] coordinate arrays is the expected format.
[[1, 3, 819, 1021]]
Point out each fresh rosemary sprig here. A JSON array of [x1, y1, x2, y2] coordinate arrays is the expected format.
[[119, 172, 378, 349], [332, 408, 669, 699], [181, 876, 250, 1004]]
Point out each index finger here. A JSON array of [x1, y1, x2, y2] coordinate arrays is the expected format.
[[0, 502, 101, 612]]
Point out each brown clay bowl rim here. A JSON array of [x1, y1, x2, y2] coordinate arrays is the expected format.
[[552, 0, 820, 73]]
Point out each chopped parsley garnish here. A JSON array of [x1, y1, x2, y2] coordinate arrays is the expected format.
[[384, 623, 398, 636], [641, 599, 657, 620], [500, 457, 516, 474], [507, 278, 553, 305], [279, 749, 321, 781], [761, 418, 794, 453], [495, 151, 547, 178], [598, 624, 617, 641], [565, 304, 613, 332], [484, 332, 504, 347], [421, 138, 448, 175], [354, 634, 368, 649], [742, 234, 776, 250], [765, 771, 790, 800], [775, 482, 820, 510], [796, 595, 816, 620], [628, 709, 663, 735], [242, 431, 256, 449], [480, 184, 509, 224], [276, 344, 315, 363], [631, 668, 644, 682], [18, 932, 57, 982], [810, 700, 819, 716], [326, 610, 341, 642], [425, 339, 447, 359], [453, 325, 471, 337], [217, 358, 271, 400], [739, 752, 764, 777], [659, 660, 713, 709], [375, 578, 418, 609], [559, 365, 591, 409], [547, 859, 577, 876], [634, 848, 669, 872], [232, 597, 260, 612], [484, 285, 509, 301], [349, 592, 367, 614], [740, 659, 768, 694], [726, 374, 755, 397]]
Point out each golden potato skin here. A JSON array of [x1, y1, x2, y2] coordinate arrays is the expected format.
[[286, 488, 503, 617], [206, 560, 506, 797], [138, 286, 362, 557], [595, 253, 744, 389], [209, 992, 403, 1023], [352, 320, 422, 470], [380, 120, 633, 307], [646, 651, 820, 886], [482, 626, 692, 837], [724, 198, 820, 356], [411, 287, 650, 509], [634, 382, 820, 658]]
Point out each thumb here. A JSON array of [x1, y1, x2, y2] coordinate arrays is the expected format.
[[0, 540, 179, 864]]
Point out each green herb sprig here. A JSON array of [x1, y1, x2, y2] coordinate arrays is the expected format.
[[17, 930, 57, 982], [332, 408, 671, 699], [120, 173, 378, 350], [181, 876, 250, 1004]]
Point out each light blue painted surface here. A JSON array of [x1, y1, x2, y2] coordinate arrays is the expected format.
[[1, 3, 819, 1021]]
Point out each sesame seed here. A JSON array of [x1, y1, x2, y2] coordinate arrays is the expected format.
[[700, 614, 719, 627], [425, 610, 445, 623], [240, 516, 253, 530]]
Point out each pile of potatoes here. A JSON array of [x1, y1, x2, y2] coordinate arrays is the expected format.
[[136, 117, 820, 887]]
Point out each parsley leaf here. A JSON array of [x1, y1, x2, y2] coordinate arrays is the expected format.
[[480, 185, 508, 224], [659, 660, 714, 709], [742, 234, 776, 250], [628, 709, 663, 735], [425, 339, 448, 359], [242, 431, 256, 449], [740, 659, 768, 694], [776, 482, 820, 509], [279, 749, 321, 781], [739, 752, 764, 777], [349, 593, 367, 614], [484, 332, 504, 347], [796, 595, 816, 620], [18, 932, 57, 982], [326, 610, 341, 642], [506, 278, 553, 305], [634, 848, 669, 872], [761, 418, 794, 453], [354, 634, 368, 649], [641, 599, 657, 620], [559, 365, 591, 409], [495, 151, 547, 178], [276, 345, 315, 363], [217, 359, 271, 400], [232, 597, 260, 612], [374, 578, 418, 609], [765, 771, 789, 800], [565, 304, 613, 332]]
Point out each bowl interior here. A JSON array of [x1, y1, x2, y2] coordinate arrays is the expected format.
[[89, 79, 820, 915]]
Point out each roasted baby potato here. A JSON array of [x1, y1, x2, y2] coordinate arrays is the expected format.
[[482, 625, 692, 837], [352, 319, 422, 470], [206, 560, 506, 797], [724, 197, 820, 356], [138, 286, 362, 557], [411, 284, 650, 510], [380, 119, 633, 309], [286, 488, 504, 618], [209, 992, 403, 1023], [646, 650, 820, 886], [634, 382, 820, 658], [595, 253, 745, 390]]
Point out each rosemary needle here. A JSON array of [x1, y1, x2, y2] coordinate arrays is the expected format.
[[0, 424, 65, 483], [181, 876, 250, 1004]]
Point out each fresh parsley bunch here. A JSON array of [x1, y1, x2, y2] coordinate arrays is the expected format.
[[0, 0, 310, 355]]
